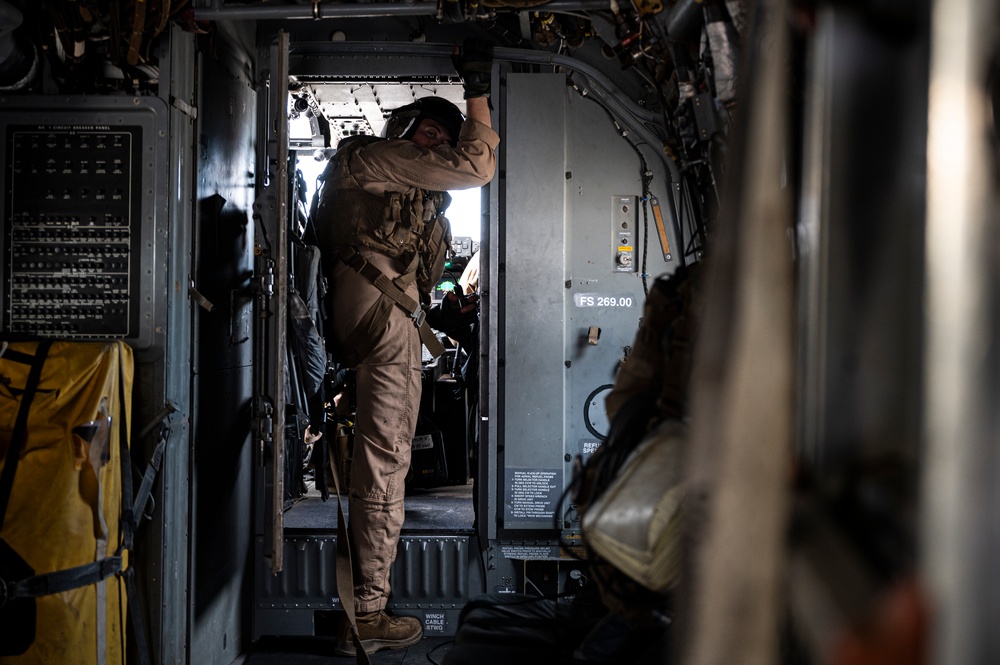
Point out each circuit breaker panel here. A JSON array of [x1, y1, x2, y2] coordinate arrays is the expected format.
[[0, 96, 168, 349]]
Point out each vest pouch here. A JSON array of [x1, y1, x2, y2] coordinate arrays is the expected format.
[[317, 188, 402, 259], [417, 212, 452, 295], [0, 538, 37, 656]]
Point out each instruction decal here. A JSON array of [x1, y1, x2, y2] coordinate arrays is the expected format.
[[504, 467, 562, 525], [500, 544, 562, 561], [423, 612, 447, 633]]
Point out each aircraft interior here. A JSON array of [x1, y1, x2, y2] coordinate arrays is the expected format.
[[0, 1, 998, 665]]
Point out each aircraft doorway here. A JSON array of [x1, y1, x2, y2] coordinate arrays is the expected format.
[[255, 36, 681, 642], [282, 79, 483, 530]]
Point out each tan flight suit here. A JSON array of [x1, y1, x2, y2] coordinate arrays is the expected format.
[[316, 117, 499, 612]]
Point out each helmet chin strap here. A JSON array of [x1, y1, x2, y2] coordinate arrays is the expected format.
[[383, 109, 417, 140], [398, 117, 419, 140]]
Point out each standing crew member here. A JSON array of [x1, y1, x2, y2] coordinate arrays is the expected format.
[[314, 39, 498, 656]]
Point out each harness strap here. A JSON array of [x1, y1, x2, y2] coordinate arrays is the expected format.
[[327, 437, 373, 665], [116, 345, 136, 554], [2, 555, 122, 605], [121, 565, 150, 665], [132, 425, 168, 520], [338, 247, 446, 361]]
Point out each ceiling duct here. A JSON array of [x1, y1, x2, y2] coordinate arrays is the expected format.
[[193, 0, 611, 21]]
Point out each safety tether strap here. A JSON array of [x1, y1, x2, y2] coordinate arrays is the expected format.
[[4, 555, 122, 601], [131, 425, 168, 522], [338, 247, 446, 361], [327, 440, 373, 665]]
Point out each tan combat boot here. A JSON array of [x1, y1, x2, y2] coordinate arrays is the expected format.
[[333, 610, 423, 656]]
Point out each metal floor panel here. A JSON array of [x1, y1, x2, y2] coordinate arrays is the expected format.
[[283, 483, 475, 533], [235, 635, 454, 664], [255, 480, 481, 640]]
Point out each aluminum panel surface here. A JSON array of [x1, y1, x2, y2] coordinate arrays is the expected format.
[[189, 37, 258, 665], [498, 75, 677, 532], [562, 94, 670, 468], [501, 74, 568, 530]]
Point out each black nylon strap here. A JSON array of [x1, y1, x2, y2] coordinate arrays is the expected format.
[[116, 344, 135, 553], [0, 340, 53, 533], [4, 555, 122, 601], [122, 564, 151, 665], [0, 348, 38, 366], [131, 427, 167, 520], [112, 343, 151, 665]]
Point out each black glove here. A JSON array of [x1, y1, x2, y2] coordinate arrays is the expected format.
[[425, 290, 479, 348], [452, 37, 494, 99]]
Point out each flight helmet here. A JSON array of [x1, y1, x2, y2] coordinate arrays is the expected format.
[[384, 96, 464, 147]]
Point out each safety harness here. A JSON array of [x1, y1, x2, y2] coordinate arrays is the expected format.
[[336, 246, 446, 365], [317, 135, 452, 366]]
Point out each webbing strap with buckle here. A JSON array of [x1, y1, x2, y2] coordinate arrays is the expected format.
[[1, 555, 123, 608], [339, 248, 446, 359]]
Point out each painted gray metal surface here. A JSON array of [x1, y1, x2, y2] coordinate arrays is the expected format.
[[156, 24, 197, 665], [498, 73, 676, 533], [500, 74, 569, 533], [265, 32, 292, 574], [254, 534, 474, 638], [188, 20, 259, 665]]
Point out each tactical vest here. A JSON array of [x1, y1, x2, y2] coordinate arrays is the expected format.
[[319, 135, 453, 295], [315, 136, 451, 366]]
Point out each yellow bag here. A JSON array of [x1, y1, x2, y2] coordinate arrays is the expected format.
[[0, 340, 133, 665]]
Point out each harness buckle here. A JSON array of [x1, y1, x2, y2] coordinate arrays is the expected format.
[[411, 306, 426, 328]]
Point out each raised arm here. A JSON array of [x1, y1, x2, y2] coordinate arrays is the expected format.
[[465, 96, 491, 128]]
